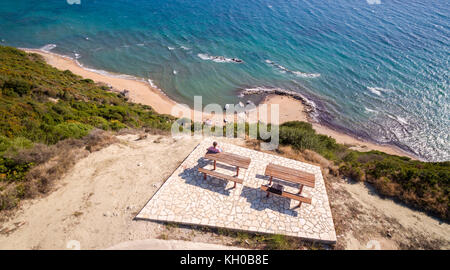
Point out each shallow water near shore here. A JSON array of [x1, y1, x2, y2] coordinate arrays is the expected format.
[[0, 0, 448, 161]]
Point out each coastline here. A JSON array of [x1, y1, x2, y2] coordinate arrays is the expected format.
[[24, 48, 417, 159]]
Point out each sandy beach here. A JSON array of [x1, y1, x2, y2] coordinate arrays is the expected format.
[[24, 49, 415, 159]]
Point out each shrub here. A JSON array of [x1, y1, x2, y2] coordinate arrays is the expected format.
[[2, 78, 32, 96], [265, 234, 291, 250], [49, 122, 93, 144], [0, 136, 33, 155], [0, 157, 33, 183]]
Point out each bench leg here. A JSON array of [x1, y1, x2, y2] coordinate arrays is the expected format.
[[203, 173, 206, 180], [236, 166, 239, 177], [269, 176, 273, 185], [266, 191, 270, 198], [213, 160, 216, 170], [294, 185, 304, 209], [233, 181, 237, 188]]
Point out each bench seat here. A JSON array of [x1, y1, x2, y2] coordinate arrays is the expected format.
[[198, 167, 243, 187], [261, 185, 312, 205]]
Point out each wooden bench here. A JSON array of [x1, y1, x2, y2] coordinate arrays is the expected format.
[[261, 163, 316, 207], [198, 167, 243, 188]]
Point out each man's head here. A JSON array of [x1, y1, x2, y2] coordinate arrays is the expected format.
[[213, 141, 218, 147]]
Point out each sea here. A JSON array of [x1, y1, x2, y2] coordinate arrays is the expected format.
[[0, 0, 448, 161]]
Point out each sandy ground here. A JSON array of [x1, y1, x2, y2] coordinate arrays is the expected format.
[[107, 239, 244, 250], [0, 135, 203, 249], [328, 178, 449, 250], [24, 49, 415, 159], [0, 135, 447, 250]]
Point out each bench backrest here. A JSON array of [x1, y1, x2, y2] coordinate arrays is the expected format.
[[205, 152, 251, 169]]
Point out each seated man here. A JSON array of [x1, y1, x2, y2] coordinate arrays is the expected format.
[[206, 141, 223, 154]]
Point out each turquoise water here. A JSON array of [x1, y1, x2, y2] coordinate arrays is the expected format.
[[0, 0, 448, 161]]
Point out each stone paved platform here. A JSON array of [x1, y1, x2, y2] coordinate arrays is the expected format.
[[136, 139, 336, 243]]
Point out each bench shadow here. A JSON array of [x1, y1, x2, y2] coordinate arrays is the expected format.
[[240, 186, 298, 217], [178, 157, 233, 196], [216, 162, 237, 172]]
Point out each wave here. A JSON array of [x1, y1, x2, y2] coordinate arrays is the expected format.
[[265, 59, 320, 78], [364, 107, 378, 114], [198, 53, 243, 63], [147, 78, 161, 90], [40, 44, 57, 51], [167, 46, 175, 50], [387, 114, 408, 125], [367, 87, 382, 96], [291, 70, 321, 78], [180, 46, 190, 50], [367, 86, 393, 96]]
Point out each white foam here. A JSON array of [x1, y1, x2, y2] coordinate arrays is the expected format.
[[198, 53, 243, 63], [198, 53, 211, 60], [137, 43, 145, 46], [367, 87, 382, 96], [364, 107, 378, 114], [147, 78, 160, 90], [173, 70, 177, 75], [266, 59, 320, 78], [180, 46, 190, 50], [292, 71, 321, 78], [74, 53, 81, 59], [367, 86, 393, 96], [40, 44, 57, 51], [168, 46, 175, 50], [387, 114, 409, 125], [396, 116, 408, 125]]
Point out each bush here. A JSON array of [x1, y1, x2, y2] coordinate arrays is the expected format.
[[0, 136, 33, 155], [2, 78, 32, 96], [279, 121, 342, 160], [0, 156, 33, 183], [0, 192, 18, 210], [48, 122, 93, 144]]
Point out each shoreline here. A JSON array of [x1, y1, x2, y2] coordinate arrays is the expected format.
[[23, 48, 417, 159]]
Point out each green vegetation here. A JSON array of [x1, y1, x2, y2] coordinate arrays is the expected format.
[[0, 46, 174, 210], [0, 46, 448, 222], [277, 121, 449, 220]]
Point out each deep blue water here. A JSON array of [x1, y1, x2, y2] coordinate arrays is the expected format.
[[0, 0, 448, 161]]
